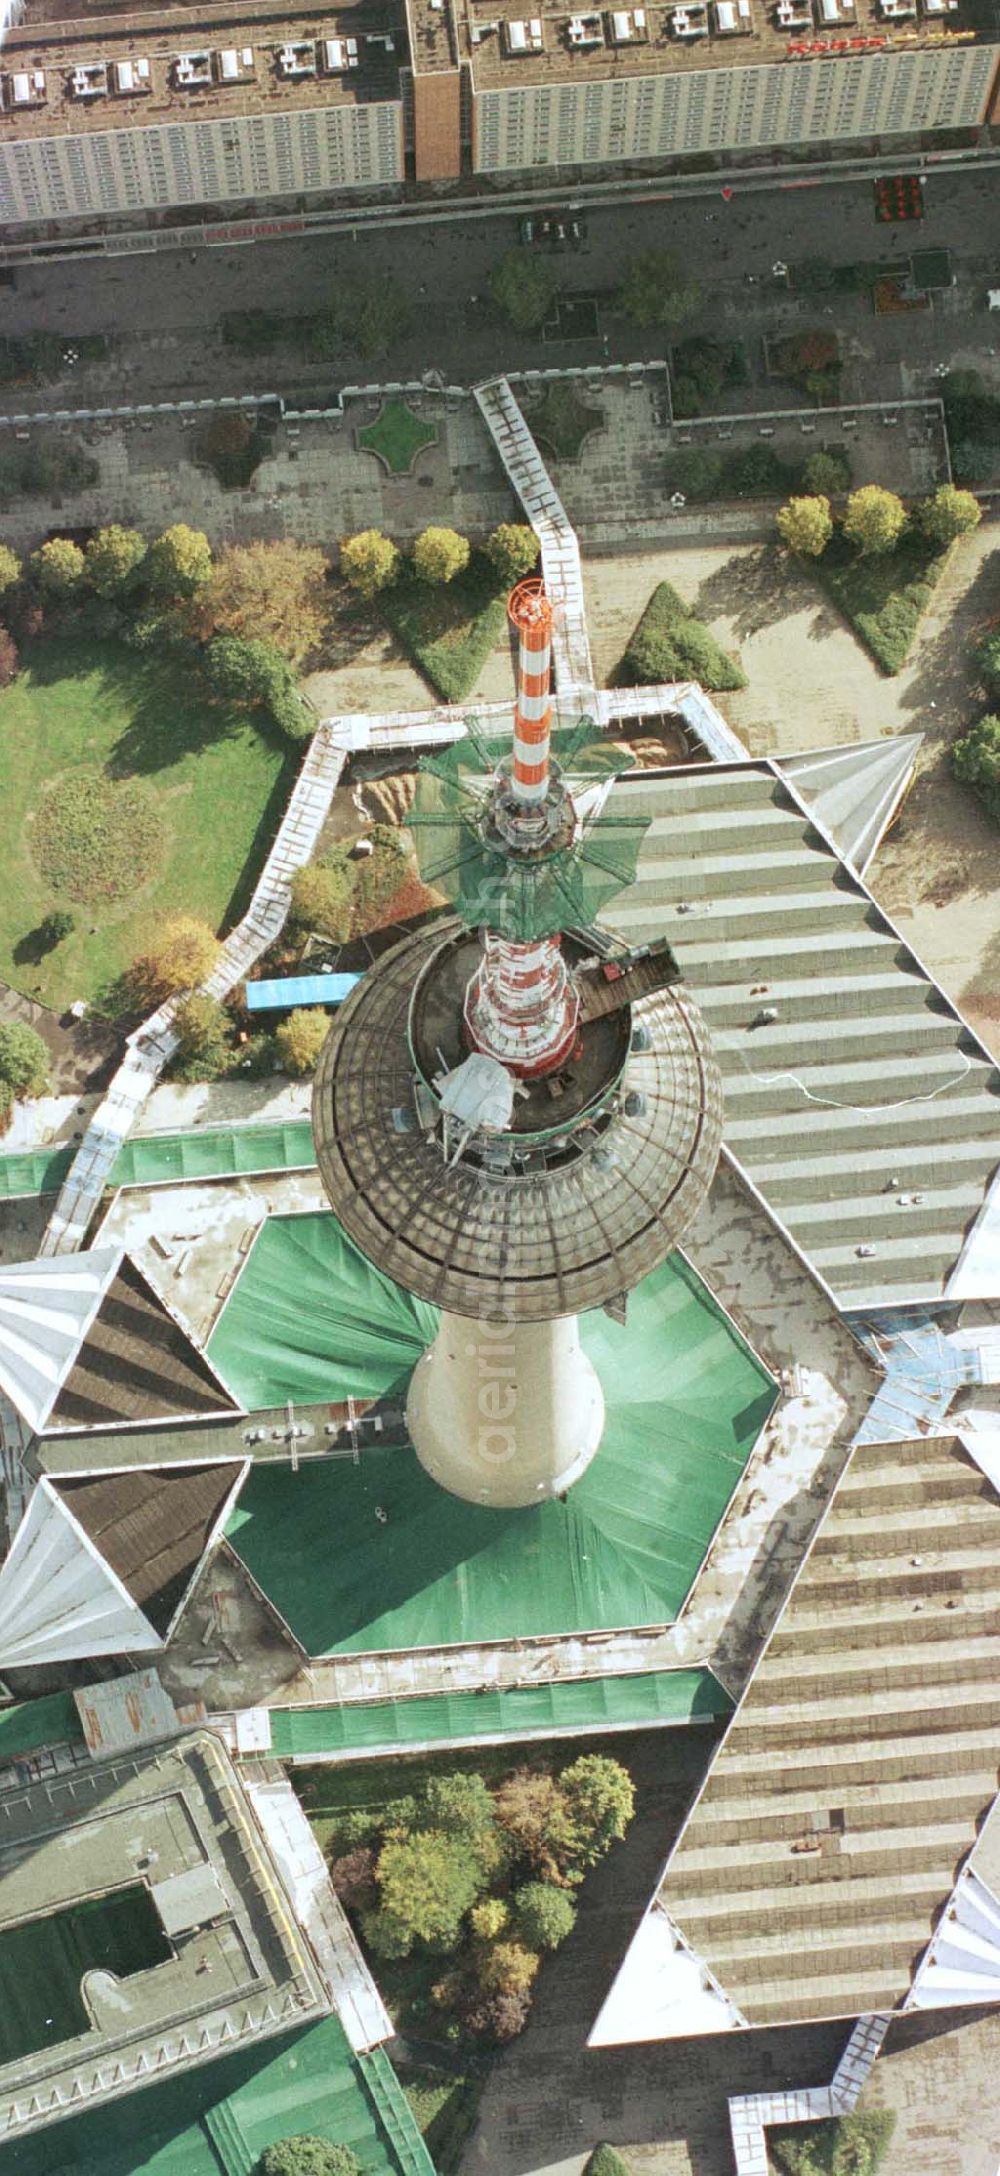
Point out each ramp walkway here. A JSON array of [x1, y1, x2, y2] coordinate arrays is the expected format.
[[474, 375, 595, 693]]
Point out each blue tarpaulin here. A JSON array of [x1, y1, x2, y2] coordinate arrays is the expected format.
[[245, 973, 361, 1013]]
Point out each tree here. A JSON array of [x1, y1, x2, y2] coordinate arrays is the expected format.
[[423, 1770, 498, 1840], [0, 1079, 14, 1136], [360, 1904, 415, 1960], [327, 1848, 377, 1909], [561, 1755, 635, 1866], [842, 485, 907, 557], [146, 523, 213, 598], [290, 860, 355, 943], [0, 1022, 49, 1097], [275, 1007, 330, 1077], [375, 1829, 486, 1947], [30, 536, 85, 597], [474, 1941, 539, 1998], [204, 633, 296, 709], [196, 410, 263, 489], [142, 916, 221, 998], [951, 713, 1000, 822], [310, 276, 412, 361], [190, 540, 331, 666], [172, 994, 230, 1075], [800, 449, 851, 496], [340, 529, 400, 600], [489, 249, 557, 333], [776, 495, 833, 559], [0, 628, 17, 687], [84, 524, 146, 597], [976, 629, 1000, 699], [618, 250, 700, 330], [470, 1897, 509, 1941], [494, 1770, 574, 1878], [512, 1881, 577, 1951], [412, 527, 470, 585], [0, 544, 20, 595], [585, 2148, 632, 2176], [917, 483, 982, 547], [485, 524, 539, 586], [463, 1986, 531, 2042], [38, 909, 74, 950], [259, 2141, 361, 2176]]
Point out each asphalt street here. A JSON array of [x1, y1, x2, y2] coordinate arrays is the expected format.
[[4, 166, 997, 398]]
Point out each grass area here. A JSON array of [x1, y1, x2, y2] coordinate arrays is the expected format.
[[815, 534, 948, 675], [360, 399, 437, 475], [768, 2108, 895, 2176], [381, 557, 508, 702], [618, 579, 746, 694], [529, 380, 604, 461], [33, 773, 165, 903], [0, 637, 291, 1011], [398, 2065, 485, 2175], [0, 441, 98, 506]]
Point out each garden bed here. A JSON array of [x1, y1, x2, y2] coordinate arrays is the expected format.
[[617, 580, 746, 693], [814, 534, 948, 675], [664, 439, 850, 505], [360, 400, 437, 476], [380, 558, 508, 702], [527, 380, 604, 461], [0, 636, 289, 1010]]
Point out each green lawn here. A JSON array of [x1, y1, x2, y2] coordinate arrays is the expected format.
[[0, 637, 291, 1011], [360, 399, 438, 475], [816, 535, 949, 675], [529, 381, 604, 461], [381, 558, 508, 702]]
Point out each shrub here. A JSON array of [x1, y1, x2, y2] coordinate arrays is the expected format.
[[484, 524, 539, 586], [621, 580, 746, 693], [463, 1987, 531, 2043], [146, 523, 213, 598], [141, 915, 221, 998], [0, 1022, 49, 1097], [801, 449, 851, 495], [120, 611, 170, 654], [470, 1898, 509, 1941], [917, 483, 981, 546], [951, 712, 1000, 822], [259, 2140, 361, 2176], [30, 536, 85, 597], [490, 249, 557, 333], [0, 544, 20, 594], [776, 495, 833, 558], [511, 1882, 577, 1951], [6, 592, 43, 641], [976, 629, 1000, 698], [375, 1829, 486, 1947], [843, 485, 907, 556], [561, 1755, 635, 1866], [412, 527, 471, 585], [0, 1079, 14, 1135], [275, 1007, 330, 1077], [0, 627, 18, 686], [309, 276, 412, 361], [268, 684, 315, 742], [196, 410, 264, 489], [204, 632, 293, 708], [769, 2111, 895, 2176], [340, 529, 400, 599], [585, 2147, 632, 2176], [290, 860, 355, 943], [84, 524, 146, 597]]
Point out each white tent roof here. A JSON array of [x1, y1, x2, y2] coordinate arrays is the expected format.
[[0, 1247, 121, 1436], [588, 1904, 743, 2045], [0, 1478, 161, 1667], [778, 734, 922, 876]]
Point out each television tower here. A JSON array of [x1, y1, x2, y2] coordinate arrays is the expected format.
[[313, 579, 722, 1508]]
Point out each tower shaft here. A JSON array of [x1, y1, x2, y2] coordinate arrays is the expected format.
[[510, 577, 553, 805], [406, 1310, 605, 1507]]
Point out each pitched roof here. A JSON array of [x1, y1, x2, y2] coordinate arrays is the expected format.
[[0, 1479, 162, 1666], [591, 1432, 1000, 2040], [46, 1254, 240, 1434], [775, 735, 921, 876], [0, 1247, 120, 1436], [52, 1462, 247, 1636], [606, 763, 1000, 1313]]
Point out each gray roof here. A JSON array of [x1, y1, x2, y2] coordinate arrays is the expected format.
[[605, 760, 1000, 1314]]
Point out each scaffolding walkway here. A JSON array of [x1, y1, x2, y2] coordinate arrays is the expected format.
[[40, 726, 348, 1256], [474, 375, 595, 695]]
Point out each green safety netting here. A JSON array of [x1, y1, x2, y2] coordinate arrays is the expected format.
[[0, 1691, 82, 1760], [3, 2019, 432, 2176], [0, 1121, 319, 1201], [270, 1669, 732, 1760], [408, 719, 650, 941], [217, 1212, 776, 1657]]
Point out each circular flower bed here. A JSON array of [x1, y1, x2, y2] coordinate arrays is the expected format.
[[32, 769, 165, 902]]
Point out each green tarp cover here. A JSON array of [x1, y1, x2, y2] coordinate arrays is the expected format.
[[0, 1120, 317, 1200], [408, 719, 649, 941], [0, 1888, 169, 2070], [218, 1212, 775, 1656], [270, 1668, 732, 1759], [2, 2019, 433, 2176], [0, 1691, 82, 1759]]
